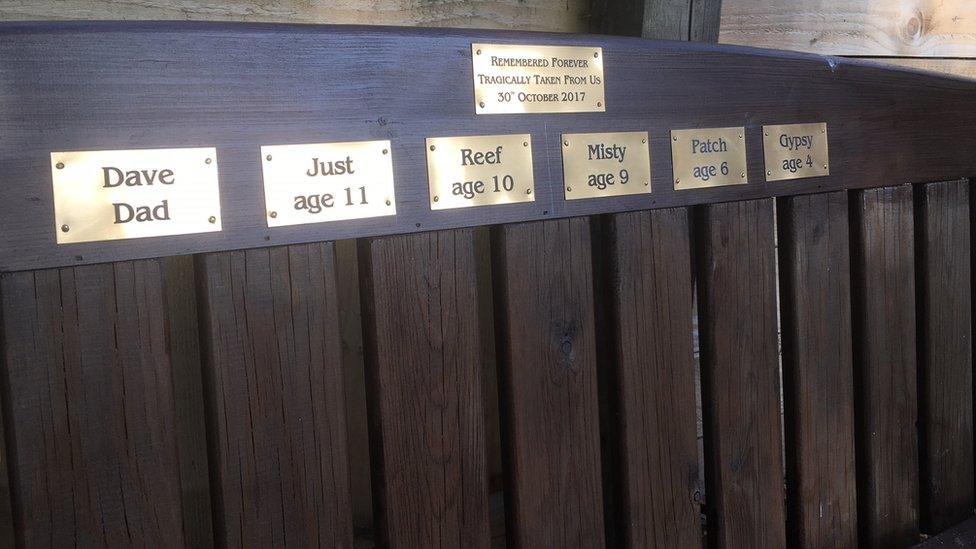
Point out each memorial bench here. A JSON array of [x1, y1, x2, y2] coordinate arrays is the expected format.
[[0, 21, 974, 548]]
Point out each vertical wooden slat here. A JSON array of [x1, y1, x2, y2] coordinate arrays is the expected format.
[[359, 229, 490, 547], [777, 192, 858, 548], [196, 243, 353, 547], [915, 180, 973, 534], [0, 261, 185, 546], [492, 218, 605, 547], [850, 185, 920, 547], [598, 209, 702, 548], [696, 199, 786, 548]]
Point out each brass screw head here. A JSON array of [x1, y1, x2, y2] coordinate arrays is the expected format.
[[433, 196, 439, 202], [429, 145, 435, 151], [205, 158, 212, 165], [60, 224, 69, 232], [208, 216, 217, 223], [56, 162, 65, 169], [382, 149, 389, 155], [269, 211, 277, 218], [266, 154, 272, 161], [526, 189, 532, 195]]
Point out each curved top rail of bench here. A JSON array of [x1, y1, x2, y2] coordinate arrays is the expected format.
[[1, 22, 974, 271]]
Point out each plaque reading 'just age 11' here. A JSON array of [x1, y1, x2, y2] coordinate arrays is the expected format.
[[261, 140, 396, 227], [471, 43, 605, 114], [670, 127, 748, 190], [426, 134, 535, 210], [51, 147, 222, 244], [562, 131, 651, 200], [762, 122, 829, 182]]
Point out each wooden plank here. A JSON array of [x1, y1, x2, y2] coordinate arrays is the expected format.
[[850, 185, 920, 547], [599, 209, 702, 548], [695, 198, 785, 547], [777, 192, 857, 548], [719, 0, 976, 57], [915, 180, 973, 534], [869, 58, 976, 81], [914, 514, 976, 547], [492, 218, 604, 547], [3, 25, 976, 271], [196, 243, 353, 547], [359, 229, 490, 547], [0, 261, 185, 546]]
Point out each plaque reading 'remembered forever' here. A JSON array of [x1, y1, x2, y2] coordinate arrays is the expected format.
[[471, 43, 605, 114], [561, 132, 651, 200], [261, 140, 396, 227], [762, 123, 829, 182], [51, 147, 222, 244], [426, 134, 535, 210], [670, 127, 748, 190]]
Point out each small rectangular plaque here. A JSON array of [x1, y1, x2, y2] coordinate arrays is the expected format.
[[471, 43, 605, 114], [426, 134, 535, 210], [52, 147, 221, 244], [261, 140, 396, 227], [562, 131, 651, 200], [762, 123, 829, 181], [670, 127, 748, 190]]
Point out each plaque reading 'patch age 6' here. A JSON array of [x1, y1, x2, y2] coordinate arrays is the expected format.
[[51, 147, 222, 244], [472, 43, 605, 114], [426, 134, 535, 210], [562, 131, 651, 200], [670, 127, 748, 190], [261, 140, 396, 227], [763, 123, 829, 181]]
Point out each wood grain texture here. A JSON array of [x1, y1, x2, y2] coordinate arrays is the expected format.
[[777, 192, 857, 548], [850, 185, 920, 548], [600, 209, 703, 548], [359, 229, 490, 547], [915, 180, 973, 534], [0, 0, 588, 31], [3, 24, 976, 270], [491, 218, 604, 547], [915, 514, 976, 548], [719, 0, 976, 57], [0, 261, 185, 546], [695, 199, 786, 548], [196, 243, 353, 547]]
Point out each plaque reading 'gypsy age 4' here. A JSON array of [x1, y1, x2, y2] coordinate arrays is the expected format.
[[426, 134, 535, 210], [261, 140, 396, 227], [51, 147, 222, 244], [562, 131, 651, 200], [472, 43, 605, 114], [762, 123, 829, 182]]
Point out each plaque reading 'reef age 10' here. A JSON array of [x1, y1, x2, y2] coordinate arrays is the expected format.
[[471, 43, 605, 114], [670, 127, 748, 190], [762, 123, 829, 182], [51, 147, 222, 244], [562, 131, 651, 200], [261, 140, 396, 227], [426, 134, 535, 210]]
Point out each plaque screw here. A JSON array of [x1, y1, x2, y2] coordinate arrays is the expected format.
[[824, 164, 828, 169], [767, 171, 772, 176], [594, 52, 599, 58], [208, 216, 217, 223], [641, 138, 646, 144], [567, 187, 573, 192], [430, 145, 436, 151], [672, 136, 678, 141], [382, 149, 389, 155], [523, 141, 528, 147], [385, 199, 391, 206], [269, 211, 277, 219], [433, 196, 439, 202], [205, 158, 213, 165], [764, 132, 769, 136], [822, 128, 826, 133], [60, 224, 69, 232], [476, 49, 482, 55], [644, 181, 649, 186], [675, 179, 680, 184], [597, 101, 603, 107], [266, 154, 272, 161], [563, 140, 569, 146], [740, 172, 746, 178], [56, 162, 65, 170], [479, 101, 486, 108], [526, 189, 532, 195], [738, 134, 743, 139]]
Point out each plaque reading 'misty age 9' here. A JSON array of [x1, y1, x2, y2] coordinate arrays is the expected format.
[[261, 140, 396, 227], [51, 147, 222, 244], [762, 123, 829, 182], [472, 43, 605, 114], [562, 131, 651, 200], [670, 127, 748, 190], [426, 134, 535, 210]]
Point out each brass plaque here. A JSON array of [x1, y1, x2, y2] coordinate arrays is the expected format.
[[426, 134, 535, 210], [51, 147, 222, 244], [261, 140, 396, 227], [762, 123, 829, 182], [670, 127, 748, 190], [471, 43, 605, 114], [561, 131, 651, 200]]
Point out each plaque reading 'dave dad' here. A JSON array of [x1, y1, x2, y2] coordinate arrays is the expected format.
[[670, 127, 748, 190], [426, 134, 534, 210], [762, 123, 829, 182], [51, 147, 222, 244], [471, 43, 605, 114], [562, 131, 651, 200], [261, 140, 396, 227]]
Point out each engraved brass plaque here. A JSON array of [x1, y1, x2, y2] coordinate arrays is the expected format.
[[51, 147, 222, 244], [670, 127, 748, 190], [261, 140, 396, 227], [762, 123, 829, 182], [471, 43, 605, 114], [562, 131, 651, 200], [426, 134, 535, 210]]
